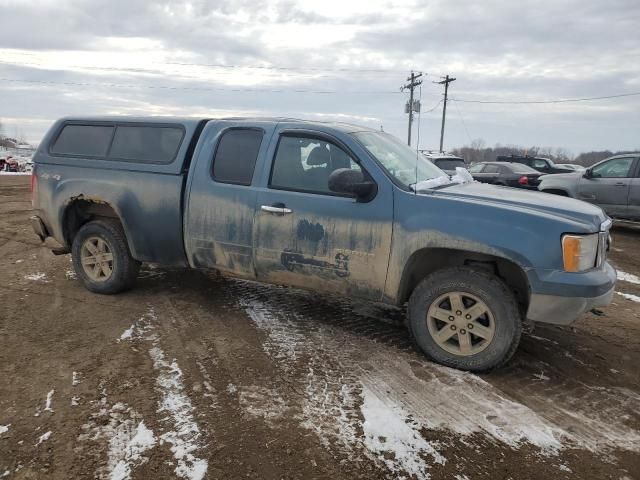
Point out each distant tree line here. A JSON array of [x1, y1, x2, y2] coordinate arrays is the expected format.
[[450, 139, 639, 167]]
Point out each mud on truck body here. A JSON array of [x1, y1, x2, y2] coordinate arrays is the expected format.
[[31, 117, 616, 371]]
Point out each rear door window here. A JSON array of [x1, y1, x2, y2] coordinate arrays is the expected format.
[[109, 125, 184, 163], [212, 129, 264, 185], [50, 125, 114, 157], [483, 164, 500, 173]]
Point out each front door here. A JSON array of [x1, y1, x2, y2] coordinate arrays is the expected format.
[[577, 156, 637, 218], [253, 130, 393, 301]]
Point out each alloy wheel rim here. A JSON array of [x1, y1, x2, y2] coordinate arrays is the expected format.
[[80, 236, 114, 281], [426, 291, 496, 356]]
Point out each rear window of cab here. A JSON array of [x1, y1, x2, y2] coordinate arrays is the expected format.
[[50, 123, 185, 164]]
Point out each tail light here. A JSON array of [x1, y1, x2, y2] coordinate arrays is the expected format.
[[518, 175, 528, 185]]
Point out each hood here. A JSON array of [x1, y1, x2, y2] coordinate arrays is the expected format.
[[539, 172, 582, 181], [429, 181, 606, 230]]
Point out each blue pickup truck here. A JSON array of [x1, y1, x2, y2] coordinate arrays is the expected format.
[[30, 117, 616, 371]]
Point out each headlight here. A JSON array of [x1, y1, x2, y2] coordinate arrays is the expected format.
[[562, 234, 599, 272]]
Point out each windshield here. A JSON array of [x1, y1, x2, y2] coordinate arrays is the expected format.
[[352, 131, 446, 188], [435, 158, 466, 170]]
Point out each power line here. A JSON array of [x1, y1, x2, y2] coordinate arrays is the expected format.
[[450, 99, 473, 144], [0, 57, 409, 76], [451, 91, 640, 104], [0, 77, 404, 95], [162, 61, 404, 74], [0, 58, 400, 79], [421, 99, 443, 114]]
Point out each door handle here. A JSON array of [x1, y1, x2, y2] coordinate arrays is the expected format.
[[261, 204, 293, 214], [615, 182, 626, 186]]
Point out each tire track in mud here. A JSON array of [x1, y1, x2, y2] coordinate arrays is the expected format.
[[116, 307, 209, 480], [212, 276, 640, 478]]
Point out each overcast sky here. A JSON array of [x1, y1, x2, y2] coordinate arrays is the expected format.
[[0, 0, 638, 154]]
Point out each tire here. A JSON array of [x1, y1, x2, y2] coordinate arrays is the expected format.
[[408, 267, 522, 372], [71, 219, 140, 294]]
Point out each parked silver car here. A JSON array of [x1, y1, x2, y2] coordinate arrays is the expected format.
[[538, 154, 640, 221]]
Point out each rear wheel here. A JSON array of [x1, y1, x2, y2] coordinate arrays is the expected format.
[[72, 219, 139, 294], [408, 267, 521, 371]]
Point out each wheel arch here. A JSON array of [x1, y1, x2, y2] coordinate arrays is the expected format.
[[61, 197, 138, 258], [396, 247, 530, 314]]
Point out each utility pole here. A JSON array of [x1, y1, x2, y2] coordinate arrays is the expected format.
[[436, 75, 456, 152], [401, 71, 422, 146]]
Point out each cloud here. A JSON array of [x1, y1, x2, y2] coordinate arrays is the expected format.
[[0, 0, 638, 152]]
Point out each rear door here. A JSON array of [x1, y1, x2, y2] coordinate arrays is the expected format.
[[252, 128, 393, 301], [576, 156, 637, 217], [184, 120, 275, 277]]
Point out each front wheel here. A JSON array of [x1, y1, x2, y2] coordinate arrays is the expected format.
[[408, 267, 522, 371], [71, 219, 140, 294]]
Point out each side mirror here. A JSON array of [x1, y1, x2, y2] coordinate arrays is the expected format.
[[328, 168, 376, 201], [583, 168, 592, 179]]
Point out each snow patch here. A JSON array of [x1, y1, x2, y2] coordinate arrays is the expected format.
[[226, 383, 237, 394], [195, 361, 217, 408], [617, 270, 640, 285], [72, 371, 81, 386], [118, 325, 136, 342], [65, 269, 77, 280], [617, 291, 640, 303], [533, 371, 550, 381], [0, 424, 9, 435], [361, 385, 445, 479], [240, 299, 305, 367], [119, 307, 208, 480], [238, 386, 288, 424], [149, 347, 208, 480], [35, 431, 51, 446], [109, 421, 156, 480], [44, 389, 54, 412], [78, 394, 155, 480], [25, 272, 47, 282]]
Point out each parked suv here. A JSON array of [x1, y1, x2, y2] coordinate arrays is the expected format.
[[538, 154, 640, 221], [496, 155, 574, 174], [30, 117, 616, 371], [420, 151, 466, 175]]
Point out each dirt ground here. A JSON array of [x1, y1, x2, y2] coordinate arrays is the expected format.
[[1, 174, 639, 480]]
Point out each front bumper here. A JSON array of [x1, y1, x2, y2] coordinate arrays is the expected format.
[[30, 215, 49, 242], [526, 262, 616, 325]]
